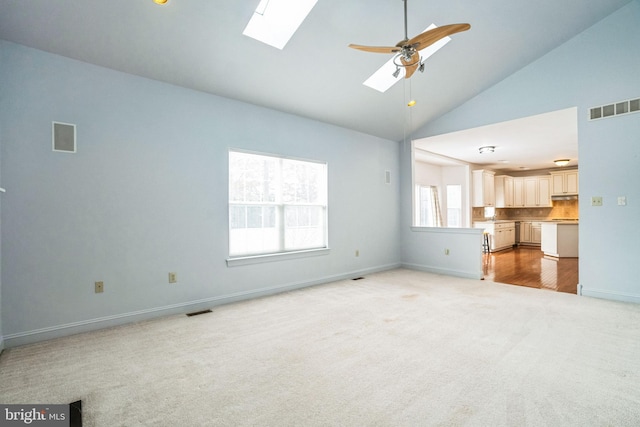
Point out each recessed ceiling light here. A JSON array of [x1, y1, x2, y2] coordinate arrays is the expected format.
[[243, 0, 318, 49], [363, 24, 452, 93]]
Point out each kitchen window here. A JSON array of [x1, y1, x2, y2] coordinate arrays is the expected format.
[[446, 184, 462, 227], [416, 185, 443, 227], [228, 150, 328, 258]]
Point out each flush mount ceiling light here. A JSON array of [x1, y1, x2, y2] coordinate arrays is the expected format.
[[153, 0, 168, 4], [554, 159, 570, 166], [479, 146, 495, 154]]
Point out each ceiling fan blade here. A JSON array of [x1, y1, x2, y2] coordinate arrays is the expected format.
[[407, 23, 471, 51], [401, 52, 420, 79], [348, 44, 400, 54]]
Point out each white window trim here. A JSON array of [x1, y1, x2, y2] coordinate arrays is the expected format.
[[228, 149, 329, 264], [226, 247, 330, 267]]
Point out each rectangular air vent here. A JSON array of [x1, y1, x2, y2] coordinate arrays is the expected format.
[[590, 97, 640, 121], [52, 121, 77, 153], [186, 309, 212, 317]]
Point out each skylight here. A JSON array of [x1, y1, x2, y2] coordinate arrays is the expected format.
[[243, 0, 318, 49], [363, 24, 452, 93]]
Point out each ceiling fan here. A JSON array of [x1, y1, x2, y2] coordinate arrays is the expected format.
[[349, 0, 470, 79]]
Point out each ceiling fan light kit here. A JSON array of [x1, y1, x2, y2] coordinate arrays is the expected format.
[[349, 0, 470, 80]]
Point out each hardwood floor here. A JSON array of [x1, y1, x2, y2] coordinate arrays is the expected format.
[[482, 246, 579, 294]]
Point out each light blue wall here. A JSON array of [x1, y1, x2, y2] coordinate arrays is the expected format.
[[0, 41, 401, 346], [406, 1, 640, 302], [0, 44, 4, 352]]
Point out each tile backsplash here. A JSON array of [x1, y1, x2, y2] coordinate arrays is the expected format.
[[473, 200, 579, 221]]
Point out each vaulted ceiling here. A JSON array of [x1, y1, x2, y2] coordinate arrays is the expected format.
[[0, 0, 633, 144]]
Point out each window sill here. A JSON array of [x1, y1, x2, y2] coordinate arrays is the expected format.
[[226, 248, 330, 267]]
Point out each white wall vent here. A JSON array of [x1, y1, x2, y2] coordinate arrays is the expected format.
[[589, 97, 640, 121], [52, 121, 76, 153]]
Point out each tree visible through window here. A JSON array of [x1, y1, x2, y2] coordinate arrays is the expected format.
[[229, 150, 328, 257]]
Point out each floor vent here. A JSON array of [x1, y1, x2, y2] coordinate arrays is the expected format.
[[589, 97, 640, 121], [352, 277, 365, 281], [186, 309, 212, 317]]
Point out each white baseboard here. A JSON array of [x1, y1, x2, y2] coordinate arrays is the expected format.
[[401, 263, 483, 280], [580, 287, 640, 304], [3, 263, 401, 348]]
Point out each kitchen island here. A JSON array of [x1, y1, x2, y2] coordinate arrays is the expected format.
[[541, 221, 579, 258]]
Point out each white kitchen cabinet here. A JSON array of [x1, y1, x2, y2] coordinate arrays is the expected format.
[[519, 221, 542, 245], [495, 175, 514, 208], [550, 169, 579, 195], [513, 177, 525, 207], [472, 170, 495, 207], [524, 176, 551, 207], [474, 221, 515, 252]]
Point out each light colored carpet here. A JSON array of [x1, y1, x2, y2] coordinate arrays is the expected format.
[[2, 269, 640, 426]]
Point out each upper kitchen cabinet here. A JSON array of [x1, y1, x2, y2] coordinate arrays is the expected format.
[[495, 175, 514, 208], [472, 169, 495, 207], [524, 176, 551, 207], [550, 169, 579, 195]]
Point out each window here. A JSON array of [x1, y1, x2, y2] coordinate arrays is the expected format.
[[229, 150, 327, 257], [446, 184, 462, 227], [416, 185, 443, 227], [243, 0, 318, 49]]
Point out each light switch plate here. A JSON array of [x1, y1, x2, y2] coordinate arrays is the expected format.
[[591, 196, 603, 206], [618, 196, 627, 206]]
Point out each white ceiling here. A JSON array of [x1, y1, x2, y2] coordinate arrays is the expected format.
[[0, 0, 632, 143], [413, 107, 579, 172]]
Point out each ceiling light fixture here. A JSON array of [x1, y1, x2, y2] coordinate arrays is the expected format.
[[554, 159, 570, 167], [479, 146, 495, 154], [153, 0, 168, 4]]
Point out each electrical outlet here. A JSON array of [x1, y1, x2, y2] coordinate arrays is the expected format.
[[618, 196, 627, 206], [591, 196, 603, 206], [168, 272, 177, 283], [95, 281, 104, 293]]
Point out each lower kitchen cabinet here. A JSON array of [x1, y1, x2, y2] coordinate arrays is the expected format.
[[474, 221, 516, 252], [519, 221, 542, 245]]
